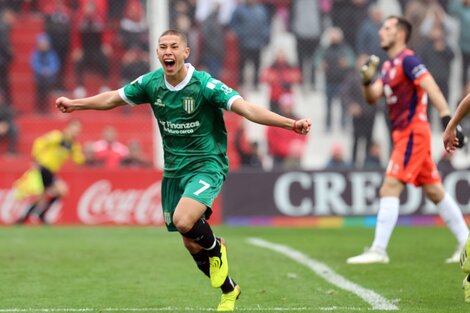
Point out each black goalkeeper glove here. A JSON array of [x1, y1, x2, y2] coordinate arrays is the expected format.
[[441, 115, 467, 148]]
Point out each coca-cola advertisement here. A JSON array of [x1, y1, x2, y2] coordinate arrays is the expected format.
[[0, 168, 222, 226]]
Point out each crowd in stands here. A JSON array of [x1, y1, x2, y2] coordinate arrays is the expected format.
[[1, 0, 470, 172], [83, 125, 151, 169]]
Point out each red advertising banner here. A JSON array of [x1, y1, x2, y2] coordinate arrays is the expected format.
[[0, 167, 222, 226]]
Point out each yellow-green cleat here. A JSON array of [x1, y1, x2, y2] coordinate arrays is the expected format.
[[461, 237, 470, 273], [217, 285, 241, 311], [463, 275, 470, 303], [209, 241, 229, 288]]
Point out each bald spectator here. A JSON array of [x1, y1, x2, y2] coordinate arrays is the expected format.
[[92, 126, 129, 169]]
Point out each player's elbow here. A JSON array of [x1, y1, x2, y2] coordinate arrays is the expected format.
[[102, 91, 124, 110]]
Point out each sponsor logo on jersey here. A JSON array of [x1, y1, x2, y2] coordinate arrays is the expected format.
[[131, 75, 143, 85], [182, 97, 195, 114], [207, 82, 216, 89], [153, 99, 165, 107]]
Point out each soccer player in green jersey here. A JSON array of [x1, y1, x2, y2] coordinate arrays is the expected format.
[[56, 29, 311, 311], [443, 93, 470, 302]]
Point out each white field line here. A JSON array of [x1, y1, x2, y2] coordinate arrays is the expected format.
[[0, 307, 365, 312], [247, 237, 399, 311]]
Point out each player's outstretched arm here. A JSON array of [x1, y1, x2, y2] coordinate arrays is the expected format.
[[443, 93, 470, 152], [231, 98, 311, 135], [56, 90, 127, 113]]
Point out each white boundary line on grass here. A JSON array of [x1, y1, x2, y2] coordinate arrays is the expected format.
[[0, 307, 365, 312], [247, 237, 399, 311]]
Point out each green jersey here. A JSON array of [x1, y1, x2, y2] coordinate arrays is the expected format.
[[119, 64, 241, 178]]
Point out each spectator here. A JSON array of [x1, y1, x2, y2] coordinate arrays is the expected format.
[[121, 139, 152, 168], [419, 25, 455, 129], [403, 0, 431, 50], [43, 0, 72, 91], [73, 0, 112, 98], [195, 0, 237, 27], [107, 0, 127, 22], [362, 141, 383, 170], [120, 45, 150, 85], [0, 0, 21, 11], [92, 126, 129, 169], [330, 0, 372, 51], [290, 0, 323, 90], [30, 33, 60, 114], [261, 48, 302, 113], [356, 4, 388, 62], [341, 55, 377, 168], [314, 26, 355, 132], [266, 93, 307, 169], [199, 1, 225, 79], [170, 0, 196, 27], [0, 92, 18, 155], [0, 9, 14, 105], [82, 141, 103, 167], [448, 0, 470, 91], [234, 122, 264, 169], [324, 144, 352, 170], [119, 0, 149, 51], [229, 0, 270, 90], [174, 9, 200, 66]]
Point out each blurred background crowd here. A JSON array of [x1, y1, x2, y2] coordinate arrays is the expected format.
[[0, 0, 469, 173]]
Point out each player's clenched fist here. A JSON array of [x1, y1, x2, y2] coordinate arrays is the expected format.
[[293, 119, 312, 135], [56, 97, 74, 113]]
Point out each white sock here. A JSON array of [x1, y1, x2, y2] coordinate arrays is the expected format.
[[438, 193, 469, 246], [371, 197, 400, 252]]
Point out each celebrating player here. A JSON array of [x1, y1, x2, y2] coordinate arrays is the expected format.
[[56, 29, 311, 311], [443, 93, 470, 152], [346, 16, 469, 265], [443, 91, 470, 302]]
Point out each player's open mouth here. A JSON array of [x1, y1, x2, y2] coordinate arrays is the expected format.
[[164, 59, 176, 71]]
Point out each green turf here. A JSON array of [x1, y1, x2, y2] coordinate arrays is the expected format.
[[0, 226, 467, 312]]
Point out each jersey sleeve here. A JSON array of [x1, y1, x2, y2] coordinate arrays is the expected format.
[[402, 55, 429, 83], [31, 130, 61, 159], [119, 74, 151, 105], [202, 77, 241, 111], [71, 142, 85, 165]]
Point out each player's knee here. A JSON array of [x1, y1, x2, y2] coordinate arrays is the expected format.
[[379, 179, 402, 197], [53, 181, 68, 197], [423, 184, 445, 204], [173, 214, 194, 233]]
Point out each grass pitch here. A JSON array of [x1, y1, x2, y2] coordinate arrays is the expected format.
[[0, 226, 467, 312]]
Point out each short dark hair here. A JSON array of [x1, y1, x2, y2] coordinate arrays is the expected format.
[[387, 15, 412, 43], [159, 29, 188, 46]]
